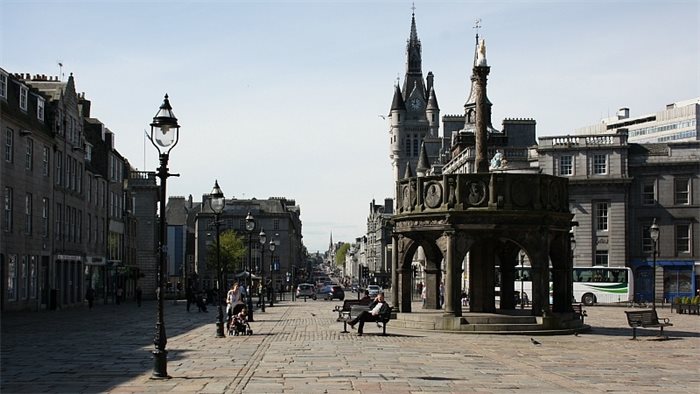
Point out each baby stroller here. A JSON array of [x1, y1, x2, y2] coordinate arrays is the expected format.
[[228, 304, 253, 336]]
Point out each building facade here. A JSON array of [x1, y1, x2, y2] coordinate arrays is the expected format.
[[2, 69, 138, 312], [187, 195, 304, 293], [574, 98, 699, 144]]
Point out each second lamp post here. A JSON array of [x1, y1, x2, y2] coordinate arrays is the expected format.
[[649, 218, 660, 310], [269, 237, 276, 307], [259, 228, 266, 313], [209, 180, 226, 337], [245, 212, 255, 322]]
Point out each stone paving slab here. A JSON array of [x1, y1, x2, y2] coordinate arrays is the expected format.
[[2, 298, 699, 393]]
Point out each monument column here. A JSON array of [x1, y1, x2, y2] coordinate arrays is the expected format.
[[473, 38, 491, 174]]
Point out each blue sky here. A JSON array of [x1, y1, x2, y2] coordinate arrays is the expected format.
[[2, 0, 698, 253]]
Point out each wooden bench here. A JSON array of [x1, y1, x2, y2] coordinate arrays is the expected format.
[[333, 299, 370, 332], [624, 309, 673, 339], [347, 305, 394, 336], [572, 304, 587, 323]]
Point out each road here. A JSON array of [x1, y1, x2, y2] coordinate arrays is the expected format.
[[2, 297, 699, 393]]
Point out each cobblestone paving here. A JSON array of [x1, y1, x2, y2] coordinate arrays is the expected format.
[[2, 298, 699, 393]]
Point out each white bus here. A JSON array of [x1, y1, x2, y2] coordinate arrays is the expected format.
[[501, 266, 633, 306]]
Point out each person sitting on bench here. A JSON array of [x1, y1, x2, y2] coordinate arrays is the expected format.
[[348, 292, 390, 336]]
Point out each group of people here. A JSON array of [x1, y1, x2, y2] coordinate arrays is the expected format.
[[85, 285, 142, 308]]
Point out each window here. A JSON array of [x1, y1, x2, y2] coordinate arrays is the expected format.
[[3, 187, 12, 232], [29, 256, 37, 299], [87, 214, 92, 243], [593, 154, 607, 175], [25, 138, 33, 171], [19, 86, 28, 111], [4, 128, 13, 163], [42, 198, 49, 237], [77, 163, 82, 194], [55, 203, 62, 241], [642, 180, 655, 205], [87, 176, 91, 204], [55, 151, 62, 186], [595, 250, 609, 267], [85, 143, 93, 162], [595, 202, 608, 231], [559, 155, 573, 176], [37, 97, 45, 121], [20, 256, 28, 299], [25, 193, 32, 235], [77, 209, 82, 243], [7, 255, 17, 301], [0, 71, 7, 99], [404, 137, 410, 156], [239, 219, 245, 230], [273, 219, 280, 230], [676, 224, 690, 255], [674, 177, 689, 205], [42, 146, 49, 176], [412, 136, 419, 157]]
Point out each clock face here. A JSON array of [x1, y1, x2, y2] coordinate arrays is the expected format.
[[410, 98, 423, 110]]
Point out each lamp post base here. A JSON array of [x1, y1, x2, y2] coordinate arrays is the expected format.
[[247, 299, 255, 322], [152, 349, 170, 379], [216, 305, 226, 337]]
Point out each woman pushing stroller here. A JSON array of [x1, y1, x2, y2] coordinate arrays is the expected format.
[[226, 283, 244, 333]]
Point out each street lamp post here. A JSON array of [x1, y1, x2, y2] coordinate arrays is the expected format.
[[259, 229, 266, 313], [244, 212, 255, 322], [269, 236, 276, 307], [519, 251, 525, 310], [649, 218, 660, 311], [146, 94, 180, 379], [209, 181, 226, 338]]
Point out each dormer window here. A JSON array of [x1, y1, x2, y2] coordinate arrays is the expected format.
[[37, 97, 45, 121], [19, 86, 28, 111], [0, 72, 7, 99]]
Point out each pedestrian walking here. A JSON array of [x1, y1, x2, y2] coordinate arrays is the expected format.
[[116, 286, 124, 305], [186, 286, 194, 312], [135, 286, 143, 307], [85, 287, 95, 309]]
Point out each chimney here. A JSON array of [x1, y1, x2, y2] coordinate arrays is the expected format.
[[617, 108, 629, 119]]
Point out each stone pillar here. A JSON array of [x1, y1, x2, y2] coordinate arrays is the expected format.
[[551, 234, 571, 314], [473, 64, 491, 174], [530, 249, 550, 316], [500, 252, 517, 310], [423, 268, 441, 309], [391, 235, 400, 310], [399, 267, 413, 313], [469, 241, 496, 312], [443, 231, 456, 316]]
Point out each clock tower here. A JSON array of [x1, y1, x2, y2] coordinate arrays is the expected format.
[[388, 10, 441, 185]]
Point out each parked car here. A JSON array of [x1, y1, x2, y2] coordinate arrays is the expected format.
[[296, 283, 317, 300], [319, 285, 345, 301], [367, 285, 382, 297]]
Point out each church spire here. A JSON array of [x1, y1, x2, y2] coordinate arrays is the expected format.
[[403, 5, 425, 99]]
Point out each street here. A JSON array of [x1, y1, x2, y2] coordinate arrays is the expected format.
[[2, 297, 699, 393]]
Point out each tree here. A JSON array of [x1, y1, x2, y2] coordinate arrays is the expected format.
[[335, 243, 351, 266], [207, 230, 247, 277]]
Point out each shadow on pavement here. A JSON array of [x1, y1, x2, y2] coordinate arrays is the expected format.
[[1, 300, 213, 393]]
